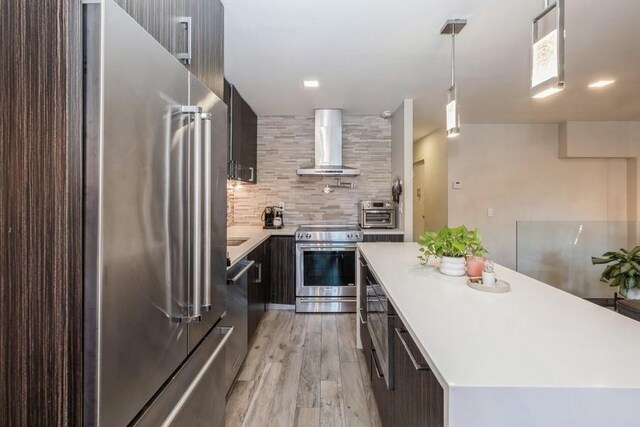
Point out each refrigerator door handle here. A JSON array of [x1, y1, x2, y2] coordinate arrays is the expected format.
[[179, 105, 203, 323], [201, 112, 213, 312]]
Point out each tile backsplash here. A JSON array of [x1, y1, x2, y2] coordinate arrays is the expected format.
[[229, 115, 392, 226]]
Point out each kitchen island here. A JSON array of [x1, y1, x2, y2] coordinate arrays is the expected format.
[[357, 242, 640, 427]]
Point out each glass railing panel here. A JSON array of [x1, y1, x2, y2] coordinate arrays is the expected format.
[[516, 221, 639, 301]]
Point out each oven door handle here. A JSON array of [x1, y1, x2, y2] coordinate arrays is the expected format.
[[296, 244, 357, 251], [364, 209, 394, 214]]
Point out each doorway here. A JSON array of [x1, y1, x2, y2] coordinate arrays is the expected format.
[[413, 160, 426, 241]]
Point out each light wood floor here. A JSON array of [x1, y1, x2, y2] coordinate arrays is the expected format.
[[225, 311, 382, 427]]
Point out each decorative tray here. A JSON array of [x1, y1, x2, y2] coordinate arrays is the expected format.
[[467, 278, 511, 293]]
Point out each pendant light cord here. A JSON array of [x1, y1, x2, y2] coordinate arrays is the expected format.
[[451, 24, 456, 87]]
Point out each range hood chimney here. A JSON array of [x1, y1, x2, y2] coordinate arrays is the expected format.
[[296, 109, 360, 176]]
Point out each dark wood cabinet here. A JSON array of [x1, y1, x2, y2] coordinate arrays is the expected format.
[[247, 239, 271, 342], [228, 84, 258, 183], [363, 234, 404, 243], [184, 0, 224, 98], [392, 315, 444, 427], [370, 346, 394, 425], [114, 0, 225, 99], [269, 236, 296, 305], [113, 0, 184, 55]]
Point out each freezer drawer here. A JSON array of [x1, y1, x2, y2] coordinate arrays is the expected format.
[[134, 326, 233, 427]]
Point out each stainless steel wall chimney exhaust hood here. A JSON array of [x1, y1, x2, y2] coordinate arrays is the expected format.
[[296, 109, 360, 176]]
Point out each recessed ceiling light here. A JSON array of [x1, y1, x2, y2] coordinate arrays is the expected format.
[[303, 80, 319, 88], [588, 79, 615, 88]]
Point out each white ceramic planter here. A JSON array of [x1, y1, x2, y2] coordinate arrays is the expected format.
[[625, 287, 640, 300], [440, 256, 466, 277]]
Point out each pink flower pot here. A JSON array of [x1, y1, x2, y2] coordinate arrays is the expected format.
[[466, 256, 485, 278]]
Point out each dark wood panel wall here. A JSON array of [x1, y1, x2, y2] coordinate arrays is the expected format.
[[0, 0, 83, 425]]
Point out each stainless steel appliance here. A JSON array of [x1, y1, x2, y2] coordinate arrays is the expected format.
[[296, 109, 360, 176], [84, 2, 230, 425], [295, 224, 363, 312], [366, 270, 394, 389], [223, 260, 254, 392], [261, 206, 284, 229], [262, 206, 276, 227], [359, 200, 396, 229]]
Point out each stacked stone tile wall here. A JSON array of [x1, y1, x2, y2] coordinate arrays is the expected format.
[[229, 115, 392, 226]]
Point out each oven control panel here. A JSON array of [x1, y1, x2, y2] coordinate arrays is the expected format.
[[295, 230, 363, 242]]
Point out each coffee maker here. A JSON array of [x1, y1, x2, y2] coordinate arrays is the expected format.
[[262, 206, 284, 229]]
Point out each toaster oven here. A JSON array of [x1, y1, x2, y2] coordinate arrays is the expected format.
[[359, 200, 396, 229]]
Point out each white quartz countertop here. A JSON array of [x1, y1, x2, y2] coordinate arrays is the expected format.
[[227, 225, 296, 268], [358, 242, 640, 427]]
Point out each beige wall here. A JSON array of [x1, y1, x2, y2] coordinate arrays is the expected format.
[[560, 121, 640, 224], [391, 99, 414, 241], [447, 123, 628, 269], [414, 128, 448, 234]]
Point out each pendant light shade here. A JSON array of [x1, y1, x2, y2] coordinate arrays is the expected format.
[[531, 0, 565, 99], [441, 19, 466, 138], [446, 85, 460, 138]]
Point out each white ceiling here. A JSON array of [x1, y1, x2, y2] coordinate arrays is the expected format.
[[224, 0, 640, 140]]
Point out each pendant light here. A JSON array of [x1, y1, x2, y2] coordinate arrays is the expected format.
[[531, 0, 565, 98], [441, 19, 466, 138]]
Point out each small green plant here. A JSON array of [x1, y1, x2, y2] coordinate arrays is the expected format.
[[418, 225, 487, 264], [591, 246, 640, 297]]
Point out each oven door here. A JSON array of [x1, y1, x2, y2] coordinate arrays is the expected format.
[[361, 209, 396, 229], [296, 243, 357, 298]]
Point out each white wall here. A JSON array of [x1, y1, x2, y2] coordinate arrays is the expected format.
[[447, 124, 628, 270], [414, 128, 448, 233], [391, 99, 414, 241]]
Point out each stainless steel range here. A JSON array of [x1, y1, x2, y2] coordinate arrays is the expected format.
[[296, 224, 363, 313]]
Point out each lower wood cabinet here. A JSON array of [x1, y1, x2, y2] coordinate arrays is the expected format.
[[269, 236, 296, 305], [246, 239, 270, 342], [363, 234, 404, 243], [391, 315, 444, 427], [361, 304, 444, 427]]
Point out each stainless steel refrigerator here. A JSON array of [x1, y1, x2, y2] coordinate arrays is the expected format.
[[83, 1, 230, 425]]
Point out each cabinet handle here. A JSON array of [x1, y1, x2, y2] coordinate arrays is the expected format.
[[395, 328, 430, 371], [358, 258, 368, 267], [177, 17, 192, 64], [358, 307, 366, 325], [249, 166, 254, 182], [255, 262, 262, 284], [371, 349, 384, 378], [227, 261, 256, 285]]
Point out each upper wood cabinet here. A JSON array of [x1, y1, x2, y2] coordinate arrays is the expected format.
[[226, 81, 258, 183], [183, 0, 224, 98], [113, 0, 225, 99]]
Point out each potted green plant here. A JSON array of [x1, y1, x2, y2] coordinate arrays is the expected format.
[[418, 225, 487, 277], [592, 247, 640, 299]]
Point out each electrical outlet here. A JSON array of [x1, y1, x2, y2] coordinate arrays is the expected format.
[[487, 208, 494, 217], [278, 201, 285, 210], [452, 181, 463, 190]]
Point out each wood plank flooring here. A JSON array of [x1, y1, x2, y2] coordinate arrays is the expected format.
[[226, 311, 382, 427]]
